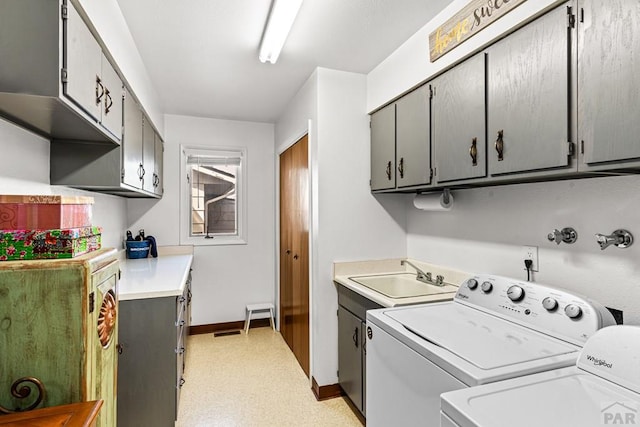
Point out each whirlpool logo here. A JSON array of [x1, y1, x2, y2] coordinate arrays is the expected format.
[[586, 354, 613, 369]]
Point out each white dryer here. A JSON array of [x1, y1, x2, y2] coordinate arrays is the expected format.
[[441, 325, 640, 427], [365, 274, 616, 427]]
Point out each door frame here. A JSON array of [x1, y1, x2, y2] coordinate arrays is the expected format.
[[275, 121, 314, 382]]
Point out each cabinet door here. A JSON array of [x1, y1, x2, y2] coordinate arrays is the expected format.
[[433, 53, 486, 183], [487, 5, 571, 176], [396, 85, 431, 188], [154, 133, 164, 195], [370, 104, 396, 190], [579, 0, 640, 168], [100, 54, 123, 141], [122, 89, 143, 189], [142, 115, 156, 193], [338, 306, 363, 413], [64, 1, 102, 121]]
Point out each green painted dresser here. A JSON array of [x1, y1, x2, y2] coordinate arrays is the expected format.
[[0, 248, 119, 427]]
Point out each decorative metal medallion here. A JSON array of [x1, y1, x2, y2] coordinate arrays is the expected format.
[[0, 377, 46, 414], [98, 290, 117, 348]]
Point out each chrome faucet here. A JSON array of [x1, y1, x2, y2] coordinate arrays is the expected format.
[[400, 260, 443, 286], [595, 229, 633, 250]]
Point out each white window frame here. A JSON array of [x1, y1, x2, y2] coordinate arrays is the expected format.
[[180, 144, 248, 246]]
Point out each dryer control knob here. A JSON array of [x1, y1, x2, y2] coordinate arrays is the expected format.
[[542, 297, 558, 311], [481, 281, 493, 293], [467, 279, 478, 290], [507, 285, 525, 302], [564, 304, 583, 319]]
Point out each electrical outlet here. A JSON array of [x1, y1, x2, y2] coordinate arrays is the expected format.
[[522, 245, 539, 272]]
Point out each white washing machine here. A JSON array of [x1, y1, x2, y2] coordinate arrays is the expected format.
[[441, 325, 640, 427], [365, 274, 616, 427]]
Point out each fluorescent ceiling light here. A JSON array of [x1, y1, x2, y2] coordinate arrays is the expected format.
[[259, 0, 303, 64]]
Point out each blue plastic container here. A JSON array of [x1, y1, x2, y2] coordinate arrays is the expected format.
[[125, 240, 150, 259]]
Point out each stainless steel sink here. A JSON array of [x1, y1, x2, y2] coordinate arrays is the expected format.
[[349, 273, 458, 299]]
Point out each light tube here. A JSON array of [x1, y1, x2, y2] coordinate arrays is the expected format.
[[259, 0, 303, 64]]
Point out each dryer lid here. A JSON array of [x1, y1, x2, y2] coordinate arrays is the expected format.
[[441, 368, 640, 427], [385, 303, 578, 370]]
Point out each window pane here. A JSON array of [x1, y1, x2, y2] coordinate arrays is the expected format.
[[189, 162, 238, 237]]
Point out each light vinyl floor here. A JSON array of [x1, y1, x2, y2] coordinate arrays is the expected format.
[[176, 327, 363, 427]]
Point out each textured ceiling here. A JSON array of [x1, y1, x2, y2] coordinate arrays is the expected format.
[[115, 0, 452, 123]]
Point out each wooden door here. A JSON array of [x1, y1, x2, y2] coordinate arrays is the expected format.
[[279, 135, 310, 376]]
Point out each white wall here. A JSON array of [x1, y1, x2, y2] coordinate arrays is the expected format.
[[0, 117, 127, 249], [77, 0, 164, 134], [368, 0, 640, 325], [275, 68, 407, 386], [128, 114, 275, 326]]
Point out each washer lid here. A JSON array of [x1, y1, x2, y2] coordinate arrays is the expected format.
[[386, 303, 577, 370], [441, 368, 640, 427]]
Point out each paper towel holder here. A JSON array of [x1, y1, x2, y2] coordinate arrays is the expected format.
[[442, 188, 451, 205]]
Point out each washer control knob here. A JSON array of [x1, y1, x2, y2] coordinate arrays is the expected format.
[[564, 304, 583, 319], [467, 279, 478, 290], [507, 285, 525, 302], [480, 281, 493, 293], [542, 297, 558, 311]]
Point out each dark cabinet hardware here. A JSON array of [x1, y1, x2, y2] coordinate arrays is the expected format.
[[470, 137, 478, 166], [495, 130, 504, 161]]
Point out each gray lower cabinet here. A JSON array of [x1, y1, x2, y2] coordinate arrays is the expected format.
[[578, 0, 640, 170], [432, 53, 486, 184], [487, 3, 573, 177], [370, 85, 431, 191], [337, 284, 382, 416], [117, 275, 192, 427]]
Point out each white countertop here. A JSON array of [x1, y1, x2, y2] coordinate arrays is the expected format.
[[333, 258, 470, 307], [118, 253, 193, 301]]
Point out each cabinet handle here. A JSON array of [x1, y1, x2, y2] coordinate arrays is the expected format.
[[137, 163, 144, 180], [95, 76, 104, 106], [285, 249, 291, 255], [495, 130, 504, 161], [293, 254, 299, 260], [175, 347, 185, 355], [386, 161, 392, 180], [116, 343, 124, 355], [179, 377, 186, 388], [470, 137, 478, 166], [352, 327, 359, 348], [397, 157, 404, 179], [104, 89, 113, 115]]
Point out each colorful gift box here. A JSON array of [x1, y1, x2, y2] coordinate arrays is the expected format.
[[0, 195, 93, 230], [0, 226, 102, 261]]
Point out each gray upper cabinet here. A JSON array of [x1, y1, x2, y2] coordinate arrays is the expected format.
[[396, 85, 431, 188], [99, 54, 124, 141], [142, 116, 156, 194], [432, 53, 486, 184], [487, 4, 572, 177], [154, 134, 164, 196], [64, 3, 123, 141], [122, 88, 144, 189], [578, 0, 640, 170], [0, 0, 122, 144], [64, 2, 102, 123], [370, 104, 396, 191], [370, 85, 431, 192]]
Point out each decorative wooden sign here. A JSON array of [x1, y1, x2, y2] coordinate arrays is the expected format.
[[429, 0, 528, 62]]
